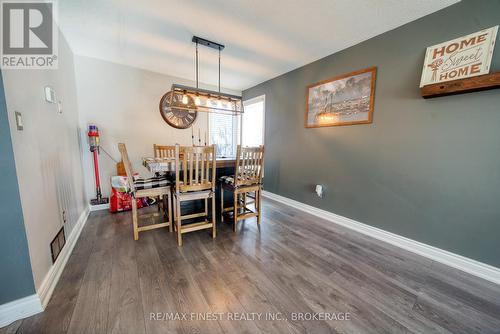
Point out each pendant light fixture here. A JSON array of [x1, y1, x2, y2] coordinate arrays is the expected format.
[[167, 36, 243, 116]]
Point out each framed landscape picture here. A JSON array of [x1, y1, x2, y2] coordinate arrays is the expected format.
[[305, 67, 377, 128]]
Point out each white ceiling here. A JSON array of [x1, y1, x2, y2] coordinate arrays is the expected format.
[[59, 0, 458, 91]]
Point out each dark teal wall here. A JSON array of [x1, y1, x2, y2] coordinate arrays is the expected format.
[[0, 71, 36, 304], [243, 0, 500, 267]]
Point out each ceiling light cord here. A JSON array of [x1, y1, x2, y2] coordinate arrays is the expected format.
[[218, 47, 221, 93], [195, 41, 199, 89]]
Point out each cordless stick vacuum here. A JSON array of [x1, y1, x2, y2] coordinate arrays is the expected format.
[[88, 125, 109, 205]]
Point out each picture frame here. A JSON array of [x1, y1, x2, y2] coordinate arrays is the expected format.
[[305, 67, 377, 128]]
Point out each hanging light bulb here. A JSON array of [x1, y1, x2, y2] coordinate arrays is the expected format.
[[221, 99, 228, 109], [194, 95, 201, 106], [182, 91, 188, 105]]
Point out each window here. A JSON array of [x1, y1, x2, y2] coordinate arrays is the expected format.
[[209, 113, 239, 158], [209, 94, 265, 157], [242, 95, 265, 146]]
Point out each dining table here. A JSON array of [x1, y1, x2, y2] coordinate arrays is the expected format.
[[142, 156, 237, 214], [142, 156, 236, 173]]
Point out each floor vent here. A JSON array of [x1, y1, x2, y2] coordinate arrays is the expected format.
[[50, 227, 66, 263]]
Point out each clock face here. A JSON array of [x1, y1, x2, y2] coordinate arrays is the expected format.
[[159, 91, 198, 129]]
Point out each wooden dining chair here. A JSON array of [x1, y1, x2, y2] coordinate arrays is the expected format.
[[153, 144, 176, 211], [154, 144, 176, 159], [118, 143, 172, 240], [173, 145, 217, 246], [220, 145, 265, 231]]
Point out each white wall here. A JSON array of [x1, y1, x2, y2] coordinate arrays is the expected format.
[[3, 31, 86, 290], [74, 55, 240, 201], [2, 45, 240, 291]]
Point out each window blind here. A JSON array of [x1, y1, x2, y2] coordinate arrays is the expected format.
[[209, 113, 239, 157]]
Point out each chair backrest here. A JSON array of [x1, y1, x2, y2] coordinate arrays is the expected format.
[[154, 144, 176, 159], [175, 145, 216, 193], [118, 143, 136, 193], [234, 145, 265, 187]]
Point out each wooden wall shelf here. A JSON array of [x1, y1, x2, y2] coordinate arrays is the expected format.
[[421, 72, 500, 99]]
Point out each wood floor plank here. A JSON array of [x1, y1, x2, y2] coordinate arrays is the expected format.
[[263, 201, 433, 294], [15, 211, 102, 334], [211, 220, 349, 333], [65, 212, 115, 334], [183, 238, 264, 334], [107, 215, 146, 334], [136, 232, 181, 334], [225, 220, 406, 333], [153, 232, 226, 334], [0, 319, 22, 334], [412, 264, 500, 334], [206, 242, 302, 334], [243, 205, 458, 332], [10, 199, 500, 334]]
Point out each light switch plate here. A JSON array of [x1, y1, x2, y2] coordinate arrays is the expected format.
[[45, 86, 56, 103], [15, 111, 23, 130]]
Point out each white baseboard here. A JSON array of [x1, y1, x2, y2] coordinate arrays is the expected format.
[[1, 205, 91, 327], [90, 203, 109, 211], [0, 294, 43, 328], [38, 205, 91, 308], [262, 191, 500, 286]]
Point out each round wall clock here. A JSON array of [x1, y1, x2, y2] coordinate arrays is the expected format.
[[159, 91, 197, 129]]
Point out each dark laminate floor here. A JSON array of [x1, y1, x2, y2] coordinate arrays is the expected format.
[[3, 198, 500, 334]]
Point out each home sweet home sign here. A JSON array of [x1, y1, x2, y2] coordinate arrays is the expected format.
[[420, 26, 498, 87]]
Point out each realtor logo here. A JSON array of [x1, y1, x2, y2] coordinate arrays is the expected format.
[[1, 1, 58, 69]]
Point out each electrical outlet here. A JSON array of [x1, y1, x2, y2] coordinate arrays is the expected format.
[[315, 184, 323, 198], [62, 210, 67, 224]]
